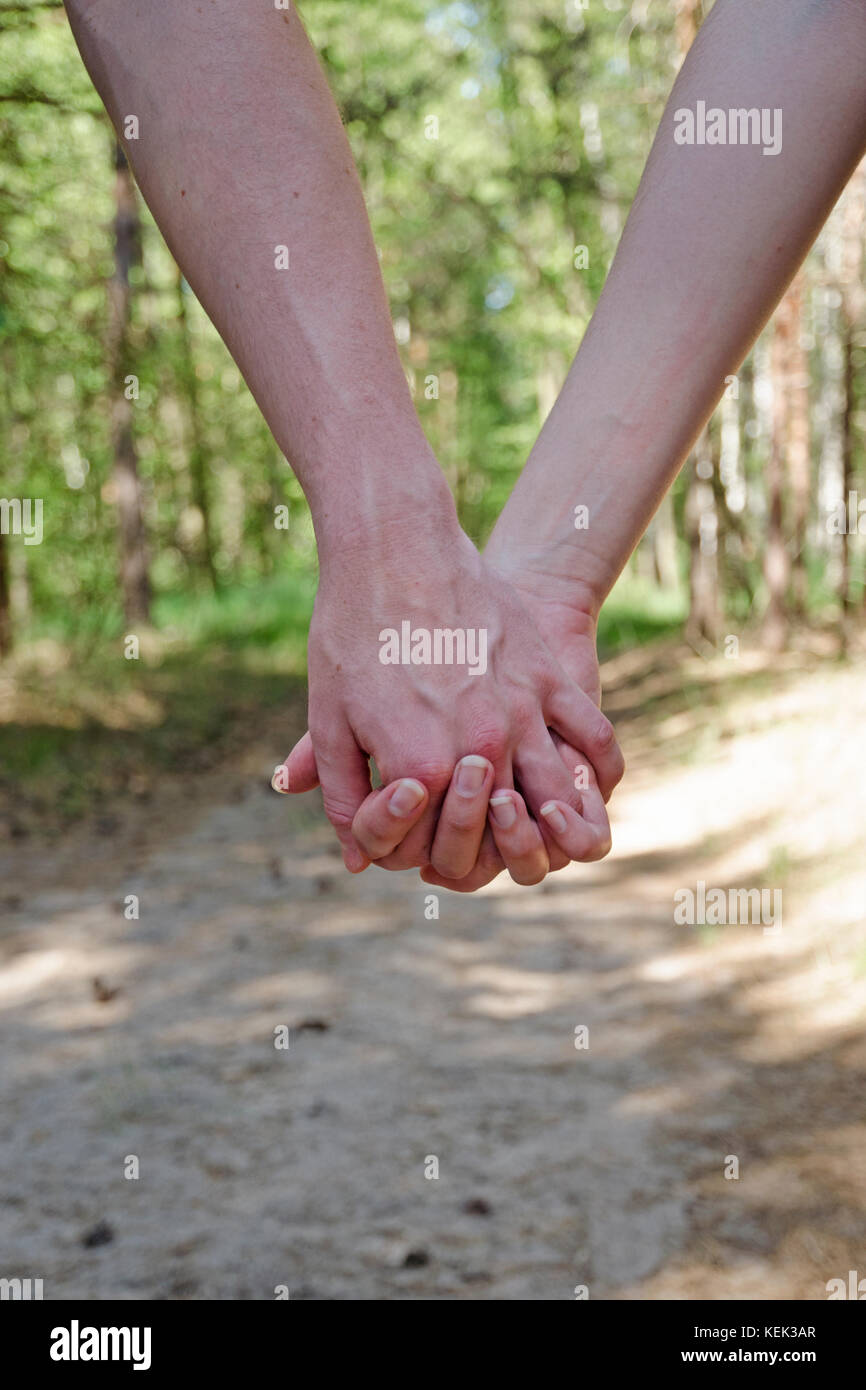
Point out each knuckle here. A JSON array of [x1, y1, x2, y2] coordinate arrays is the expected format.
[[465, 711, 510, 765], [353, 823, 386, 855], [402, 757, 453, 796], [320, 793, 358, 833], [592, 715, 617, 752], [306, 715, 334, 749], [445, 800, 486, 832], [562, 785, 583, 812], [429, 850, 471, 880]]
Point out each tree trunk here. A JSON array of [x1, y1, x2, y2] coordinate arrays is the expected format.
[[839, 158, 866, 621], [651, 492, 679, 591], [108, 142, 150, 626], [176, 267, 218, 591], [0, 340, 12, 656], [685, 428, 720, 645], [815, 275, 845, 614], [840, 316, 855, 621], [674, 0, 701, 55], [762, 293, 793, 651], [0, 531, 11, 658], [785, 276, 811, 618]]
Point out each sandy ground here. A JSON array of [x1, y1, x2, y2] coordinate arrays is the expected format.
[[1, 642, 865, 1301]]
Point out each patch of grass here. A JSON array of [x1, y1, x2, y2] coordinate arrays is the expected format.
[[153, 567, 316, 661], [0, 572, 316, 831], [597, 573, 687, 657]]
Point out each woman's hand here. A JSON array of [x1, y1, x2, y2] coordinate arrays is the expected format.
[[359, 551, 615, 891], [410, 559, 614, 892]]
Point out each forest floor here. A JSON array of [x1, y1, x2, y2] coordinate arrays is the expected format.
[[1, 634, 865, 1300]]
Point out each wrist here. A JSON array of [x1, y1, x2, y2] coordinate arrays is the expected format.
[[310, 437, 461, 569], [315, 468, 467, 592], [484, 520, 606, 624]]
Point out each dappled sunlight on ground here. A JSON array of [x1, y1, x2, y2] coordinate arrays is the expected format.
[[0, 640, 864, 1298]]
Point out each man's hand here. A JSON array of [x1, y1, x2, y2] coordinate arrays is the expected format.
[[276, 530, 621, 880], [277, 538, 620, 888]]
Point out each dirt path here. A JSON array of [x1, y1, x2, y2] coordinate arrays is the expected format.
[[2, 645, 865, 1300]]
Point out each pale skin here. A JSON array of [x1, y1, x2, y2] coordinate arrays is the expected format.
[[64, 0, 623, 891], [65, 0, 866, 890]]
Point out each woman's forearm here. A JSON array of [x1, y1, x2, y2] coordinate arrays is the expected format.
[[489, 0, 866, 612], [64, 0, 459, 567]]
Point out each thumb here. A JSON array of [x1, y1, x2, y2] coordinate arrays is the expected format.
[[271, 729, 319, 794]]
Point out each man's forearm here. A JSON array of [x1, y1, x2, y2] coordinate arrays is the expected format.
[[64, 0, 458, 563], [490, 0, 866, 612]]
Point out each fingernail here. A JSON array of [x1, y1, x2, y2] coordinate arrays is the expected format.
[[456, 755, 489, 796], [271, 765, 290, 794], [540, 801, 568, 834], [388, 778, 425, 817], [489, 793, 516, 829]]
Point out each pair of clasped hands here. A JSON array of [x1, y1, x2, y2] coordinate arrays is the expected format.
[[272, 521, 624, 893], [67, 0, 866, 889], [66, 0, 866, 894]]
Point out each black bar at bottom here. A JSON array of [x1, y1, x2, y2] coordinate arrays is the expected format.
[[1, 1297, 861, 1374]]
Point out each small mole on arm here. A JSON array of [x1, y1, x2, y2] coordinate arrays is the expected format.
[[181, 189, 186, 197]]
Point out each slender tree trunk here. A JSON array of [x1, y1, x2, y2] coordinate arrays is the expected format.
[[785, 276, 811, 618], [719, 376, 741, 507], [762, 294, 793, 651], [0, 342, 13, 656], [674, 0, 701, 58], [175, 267, 218, 591], [651, 492, 679, 591], [685, 428, 720, 644], [815, 276, 845, 613], [839, 158, 866, 620], [108, 142, 150, 625], [840, 317, 856, 621], [0, 531, 11, 658]]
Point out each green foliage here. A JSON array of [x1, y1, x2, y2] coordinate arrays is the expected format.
[[0, 0, 863, 663], [0, 0, 665, 647], [597, 573, 687, 657]]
